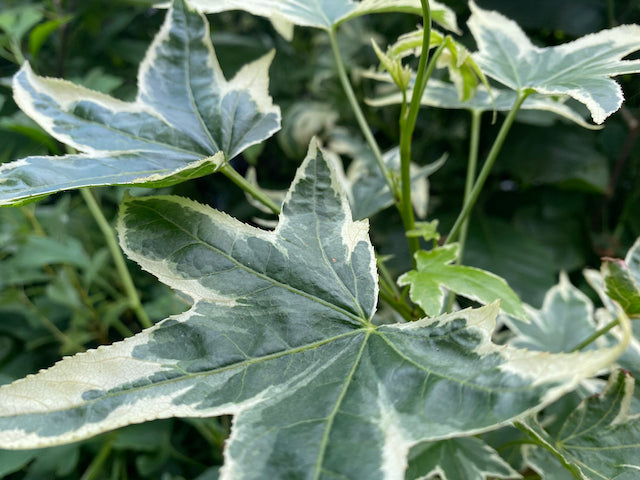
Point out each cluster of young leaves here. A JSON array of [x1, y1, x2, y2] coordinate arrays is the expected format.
[[0, 0, 639, 478]]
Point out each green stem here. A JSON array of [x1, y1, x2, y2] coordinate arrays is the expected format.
[[398, 2, 445, 263], [219, 163, 280, 215], [81, 188, 152, 330], [376, 256, 401, 298], [445, 109, 482, 313], [457, 110, 482, 262], [380, 289, 415, 322], [571, 317, 620, 352], [445, 90, 532, 244], [328, 28, 396, 200], [80, 435, 115, 480]]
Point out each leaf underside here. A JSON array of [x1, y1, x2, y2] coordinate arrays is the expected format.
[[0, 0, 280, 206], [0, 140, 630, 480], [366, 77, 600, 130], [158, 0, 460, 33]]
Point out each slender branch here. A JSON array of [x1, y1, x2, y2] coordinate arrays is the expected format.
[[376, 256, 401, 298], [81, 188, 152, 330], [328, 28, 397, 200], [445, 109, 482, 313], [380, 289, 415, 322], [456, 110, 482, 262], [571, 317, 620, 352], [445, 90, 531, 244], [398, 1, 442, 262], [80, 434, 115, 480], [219, 163, 281, 215]]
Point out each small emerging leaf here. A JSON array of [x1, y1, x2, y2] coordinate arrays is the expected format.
[[406, 220, 440, 243], [399, 243, 528, 320], [602, 259, 640, 317], [468, 0, 640, 124], [602, 238, 640, 317], [389, 28, 490, 102], [0, 0, 281, 206]]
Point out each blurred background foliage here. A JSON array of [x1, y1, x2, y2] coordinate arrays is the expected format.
[[0, 0, 638, 478]]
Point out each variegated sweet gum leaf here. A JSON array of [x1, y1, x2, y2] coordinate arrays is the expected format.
[[504, 273, 598, 353], [0, 141, 632, 479], [366, 77, 600, 130], [407, 437, 521, 480], [398, 243, 528, 320], [0, 0, 280, 206], [468, 0, 640, 124], [522, 369, 640, 480], [162, 0, 460, 33]]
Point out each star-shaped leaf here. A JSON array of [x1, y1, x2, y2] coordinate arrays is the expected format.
[[398, 243, 528, 320], [164, 0, 460, 34], [0, 141, 631, 479], [468, 0, 640, 124], [504, 273, 598, 353], [522, 370, 640, 480], [0, 0, 280, 206]]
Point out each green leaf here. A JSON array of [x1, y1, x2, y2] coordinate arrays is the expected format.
[[602, 238, 640, 317], [0, 142, 631, 479], [504, 273, 598, 353], [28, 16, 73, 60], [367, 78, 600, 130], [165, 0, 460, 33], [523, 370, 640, 480], [407, 437, 521, 480], [602, 259, 640, 317], [468, 0, 640, 124], [0, 0, 280, 206], [398, 243, 528, 320]]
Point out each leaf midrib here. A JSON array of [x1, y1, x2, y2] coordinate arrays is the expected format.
[[3, 329, 364, 419]]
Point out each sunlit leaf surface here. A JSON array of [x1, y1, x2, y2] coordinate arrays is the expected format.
[[0, 0, 280, 206]]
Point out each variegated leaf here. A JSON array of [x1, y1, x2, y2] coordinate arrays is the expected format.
[[0, 0, 280, 206], [407, 437, 521, 480], [468, 0, 640, 124], [366, 77, 599, 130], [398, 243, 528, 320], [160, 0, 460, 33], [522, 370, 640, 480], [0, 142, 631, 479], [504, 273, 598, 353]]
